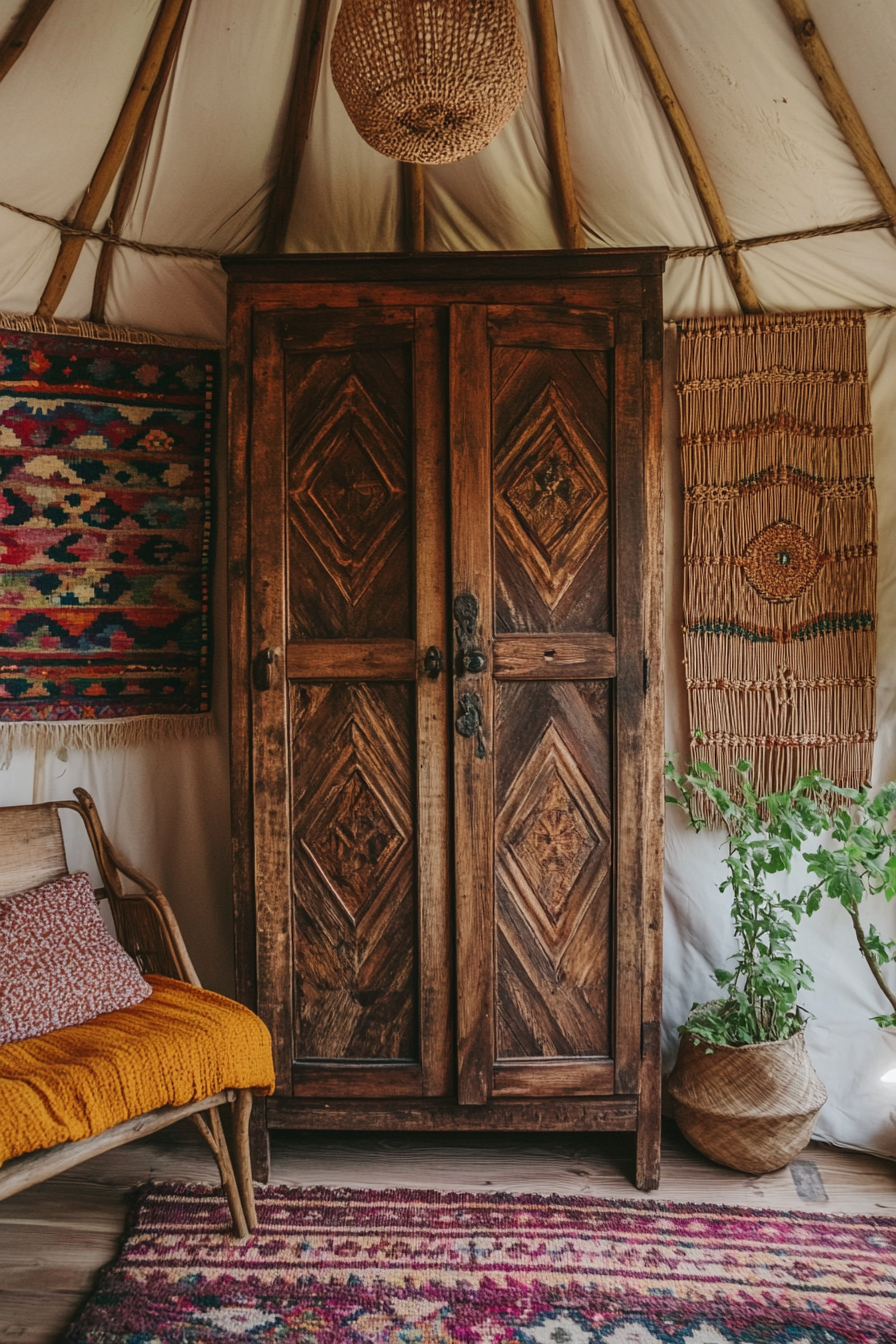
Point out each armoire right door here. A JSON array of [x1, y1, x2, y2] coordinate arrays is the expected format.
[[448, 303, 648, 1108]]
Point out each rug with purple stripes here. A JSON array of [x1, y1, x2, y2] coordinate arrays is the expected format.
[[65, 1182, 896, 1343]]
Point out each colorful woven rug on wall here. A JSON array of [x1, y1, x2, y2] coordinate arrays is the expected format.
[[678, 311, 876, 799], [0, 322, 216, 750], [66, 1181, 896, 1343]]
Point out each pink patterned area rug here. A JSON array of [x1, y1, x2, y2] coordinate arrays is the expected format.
[[65, 1182, 896, 1343]]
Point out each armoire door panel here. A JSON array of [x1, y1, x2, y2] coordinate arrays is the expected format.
[[487, 306, 614, 350], [492, 344, 611, 634], [286, 638, 417, 680], [494, 679, 612, 1061], [285, 342, 414, 640], [492, 1058, 614, 1097], [290, 680, 418, 1062], [493, 633, 616, 680]]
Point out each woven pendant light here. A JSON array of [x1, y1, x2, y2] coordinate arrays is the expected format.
[[331, 0, 528, 165]]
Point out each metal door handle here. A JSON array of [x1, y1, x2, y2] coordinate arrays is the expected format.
[[456, 690, 487, 759], [454, 593, 487, 676], [252, 647, 276, 691], [423, 646, 444, 680]]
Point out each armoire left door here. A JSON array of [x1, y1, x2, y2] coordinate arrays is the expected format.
[[247, 305, 454, 1103]]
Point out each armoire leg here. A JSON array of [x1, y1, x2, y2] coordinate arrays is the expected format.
[[635, 1098, 662, 1191], [249, 1099, 271, 1184]]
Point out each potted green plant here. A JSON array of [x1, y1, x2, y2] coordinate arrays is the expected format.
[[801, 781, 896, 1029], [664, 755, 831, 1174]]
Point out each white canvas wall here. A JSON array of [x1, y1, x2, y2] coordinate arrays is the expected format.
[[1, 0, 895, 1155]]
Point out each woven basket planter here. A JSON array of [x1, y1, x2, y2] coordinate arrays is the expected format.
[[667, 1027, 827, 1175], [331, 0, 528, 164]]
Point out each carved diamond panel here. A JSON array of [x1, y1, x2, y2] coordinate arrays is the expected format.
[[300, 703, 410, 929], [289, 372, 408, 606], [498, 720, 611, 960], [495, 383, 608, 608]]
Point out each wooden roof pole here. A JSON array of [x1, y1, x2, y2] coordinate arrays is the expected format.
[[403, 162, 425, 253], [90, 0, 192, 323], [36, 0, 188, 320], [612, 0, 761, 313], [0, 0, 56, 85], [777, 0, 896, 233], [529, 0, 585, 250], [261, 0, 331, 254]]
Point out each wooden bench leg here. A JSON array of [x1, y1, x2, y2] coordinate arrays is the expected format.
[[232, 1090, 258, 1230], [192, 1107, 249, 1239]]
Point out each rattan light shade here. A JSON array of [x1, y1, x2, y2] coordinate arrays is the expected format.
[[331, 0, 528, 165]]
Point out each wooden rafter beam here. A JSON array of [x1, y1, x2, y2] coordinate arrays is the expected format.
[[36, 0, 188, 320], [0, 0, 56, 85], [261, 0, 331, 254], [529, 0, 585, 250], [403, 162, 425, 253], [91, 0, 192, 323], [612, 0, 761, 313], [777, 0, 896, 230]]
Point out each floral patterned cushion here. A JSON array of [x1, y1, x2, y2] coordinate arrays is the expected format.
[[0, 871, 151, 1044]]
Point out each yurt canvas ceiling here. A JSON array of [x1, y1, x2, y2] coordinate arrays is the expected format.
[[0, 0, 894, 334], [2, 0, 896, 1164]]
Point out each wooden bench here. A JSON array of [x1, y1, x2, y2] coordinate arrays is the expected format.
[[0, 788, 266, 1239]]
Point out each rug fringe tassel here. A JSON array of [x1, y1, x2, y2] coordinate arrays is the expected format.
[[0, 714, 215, 766], [0, 310, 220, 350]]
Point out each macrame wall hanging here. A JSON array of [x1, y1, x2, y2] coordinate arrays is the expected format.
[[678, 311, 877, 800], [331, 0, 528, 164]]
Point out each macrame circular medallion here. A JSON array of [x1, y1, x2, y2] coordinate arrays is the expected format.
[[742, 521, 822, 602], [331, 0, 528, 164]]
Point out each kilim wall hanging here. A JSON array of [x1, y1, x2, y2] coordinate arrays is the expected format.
[[0, 317, 216, 751], [677, 311, 876, 801]]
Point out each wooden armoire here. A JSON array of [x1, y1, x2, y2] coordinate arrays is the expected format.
[[224, 251, 666, 1189]]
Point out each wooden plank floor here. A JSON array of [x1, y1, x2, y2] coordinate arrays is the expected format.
[[1, 1119, 894, 1343]]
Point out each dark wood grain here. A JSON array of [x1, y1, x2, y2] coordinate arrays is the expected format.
[[227, 297, 257, 1014], [413, 307, 453, 1099], [281, 308, 415, 348], [267, 1096, 639, 1130], [495, 680, 612, 1060], [249, 316, 293, 1093], [287, 639, 416, 680], [222, 249, 667, 284], [286, 341, 413, 640], [228, 252, 665, 1173], [293, 1063, 423, 1097], [488, 306, 612, 348], [492, 1058, 614, 1096], [611, 310, 647, 1099], [450, 304, 495, 1107], [290, 681, 418, 1061], [636, 277, 666, 1192], [492, 343, 611, 633], [494, 633, 616, 679]]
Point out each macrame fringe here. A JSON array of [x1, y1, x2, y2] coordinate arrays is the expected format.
[[0, 713, 215, 767], [0, 309, 220, 350], [678, 310, 876, 812]]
